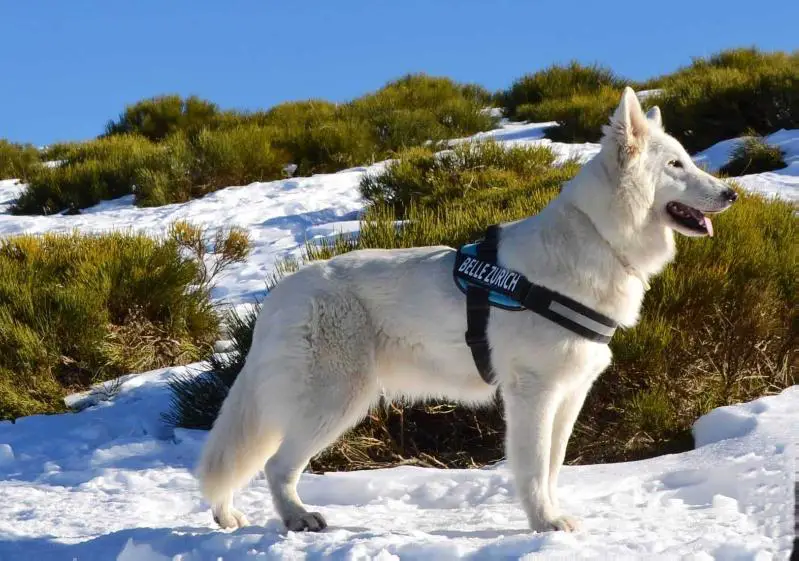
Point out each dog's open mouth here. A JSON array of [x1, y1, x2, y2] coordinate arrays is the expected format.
[[666, 201, 713, 236]]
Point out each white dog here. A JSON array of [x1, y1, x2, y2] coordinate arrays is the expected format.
[[197, 88, 737, 533]]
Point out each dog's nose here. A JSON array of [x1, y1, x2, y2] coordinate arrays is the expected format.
[[722, 188, 738, 202]]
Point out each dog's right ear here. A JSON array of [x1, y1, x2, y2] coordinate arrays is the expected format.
[[605, 87, 649, 161]]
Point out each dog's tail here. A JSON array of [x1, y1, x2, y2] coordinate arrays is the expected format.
[[196, 373, 280, 510]]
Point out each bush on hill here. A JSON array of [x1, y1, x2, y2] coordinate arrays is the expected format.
[[12, 75, 497, 214], [497, 48, 799, 149], [0, 140, 41, 181], [0, 223, 249, 420], [13, 134, 163, 214], [643, 48, 799, 151], [360, 140, 573, 216], [514, 86, 621, 143], [104, 95, 222, 142], [499, 62, 626, 119]]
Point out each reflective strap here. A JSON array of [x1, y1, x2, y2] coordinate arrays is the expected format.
[[548, 300, 617, 338]]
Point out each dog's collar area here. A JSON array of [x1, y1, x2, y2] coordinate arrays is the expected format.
[[567, 203, 650, 290], [454, 225, 619, 385]]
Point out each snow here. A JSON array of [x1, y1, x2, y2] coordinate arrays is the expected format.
[[0, 170, 370, 307], [693, 129, 799, 203], [694, 386, 799, 450], [635, 89, 664, 101], [0, 366, 793, 560], [0, 179, 25, 214], [0, 122, 796, 560], [449, 121, 601, 164]]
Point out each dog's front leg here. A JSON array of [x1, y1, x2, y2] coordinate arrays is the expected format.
[[502, 375, 578, 533], [548, 383, 591, 515]]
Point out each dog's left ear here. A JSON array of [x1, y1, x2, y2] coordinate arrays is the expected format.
[[608, 87, 649, 158], [645, 106, 663, 129]]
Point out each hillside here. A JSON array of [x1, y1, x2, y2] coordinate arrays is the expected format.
[[0, 116, 796, 559]]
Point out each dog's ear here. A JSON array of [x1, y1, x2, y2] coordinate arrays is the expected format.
[[645, 106, 663, 129], [607, 87, 649, 158]]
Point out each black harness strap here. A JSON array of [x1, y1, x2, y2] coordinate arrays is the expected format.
[[465, 225, 499, 385]]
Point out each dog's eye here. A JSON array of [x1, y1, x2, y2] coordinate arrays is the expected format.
[[668, 160, 683, 168]]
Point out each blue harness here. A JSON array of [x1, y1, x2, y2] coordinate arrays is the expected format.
[[453, 242, 526, 311], [453, 225, 620, 385]]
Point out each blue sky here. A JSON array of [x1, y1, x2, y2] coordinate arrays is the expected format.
[[1, 0, 796, 146]]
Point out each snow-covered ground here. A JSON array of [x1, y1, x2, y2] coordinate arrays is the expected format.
[[0, 367, 793, 560], [0, 122, 796, 560], [693, 129, 799, 203]]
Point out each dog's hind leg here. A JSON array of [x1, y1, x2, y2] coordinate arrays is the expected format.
[[265, 385, 374, 531], [197, 368, 282, 529], [266, 291, 377, 532]]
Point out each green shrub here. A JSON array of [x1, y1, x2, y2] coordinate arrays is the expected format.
[[13, 135, 163, 214], [501, 49, 799, 147], [360, 140, 572, 216], [15, 126, 287, 212], [350, 75, 497, 152], [0, 140, 40, 181], [263, 76, 497, 176], [0, 223, 249, 420], [40, 142, 81, 162], [704, 47, 798, 71], [500, 62, 627, 118], [644, 47, 799, 88], [647, 49, 799, 151], [136, 126, 287, 206], [579, 191, 796, 461], [268, 112, 376, 176], [15, 75, 496, 214], [105, 95, 221, 142], [515, 86, 622, 142], [719, 136, 787, 176]]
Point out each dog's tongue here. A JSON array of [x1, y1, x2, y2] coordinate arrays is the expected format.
[[704, 215, 714, 237]]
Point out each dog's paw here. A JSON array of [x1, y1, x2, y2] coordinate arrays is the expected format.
[[213, 507, 250, 529], [284, 511, 327, 532], [529, 513, 580, 533], [549, 514, 580, 532]]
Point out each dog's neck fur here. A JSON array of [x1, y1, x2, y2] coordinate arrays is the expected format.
[[567, 151, 677, 281], [500, 148, 677, 327]]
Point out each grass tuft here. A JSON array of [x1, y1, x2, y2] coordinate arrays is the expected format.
[[719, 136, 787, 176], [360, 140, 568, 216]]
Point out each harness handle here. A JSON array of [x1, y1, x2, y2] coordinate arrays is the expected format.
[[464, 226, 500, 385]]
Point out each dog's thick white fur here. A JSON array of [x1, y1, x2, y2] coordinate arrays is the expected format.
[[197, 88, 736, 533]]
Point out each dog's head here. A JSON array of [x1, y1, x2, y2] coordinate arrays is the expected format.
[[598, 87, 737, 238]]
